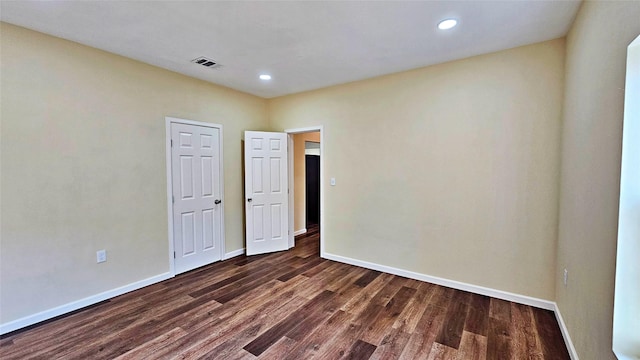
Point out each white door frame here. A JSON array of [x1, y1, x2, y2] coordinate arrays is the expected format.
[[165, 116, 225, 275], [285, 126, 324, 257]]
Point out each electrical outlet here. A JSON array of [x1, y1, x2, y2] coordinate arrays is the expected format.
[[563, 268, 568, 286], [97, 250, 107, 263]]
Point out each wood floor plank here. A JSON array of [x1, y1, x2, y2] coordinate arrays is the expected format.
[[149, 276, 310, 358], [232, 254, 265, 266], [200, 274, 310, 329], [152, 292, 308, 359], [392, 282, 436, 333], [281, 309, 353, 360], [135, 301, 230, 359], [178, 279, 294, 333], [296, 264, 365, 301], [191, 320, 270, 359], [301, 258, 334, 277], [326, 267, 369, 294], [158, 260, 238, 289], [188, 264, 273, 298], [311, 302, 386, 359], [10, 295, 185, 359], [361, 285, 416, 345], [354, 269, 382, 287], [58, 294, 203, 359], [398, 304, 448, 360], [229, 351, 258, 360], [532, 307, 571, 360], [0, 226, 570, 360], [340, 272, 403, 320], [243, 290, 335, 356], [284, 287, 351, 342], [277, 257, 326, 281], [212, 265, 299, 303], [371, 276, 409, 307], [435, 290, 471, 349], [486, 317, 512, 360], [6, 298, 144, 357], [426, 343, 458, 360], [345, 339, 377, 360], [489, 298, 512, 322], [0, 339, 14, 348], [171, 294, 309, 359], [157, 259, 262, 296], [368, 327, 412, 360], [112, 327, 187, 360], [340, 272, 394, 315], [257, 336, 297, 359], [456, 331, 487, 360], [464, 293, 490, 336], [511, 302, 544, 359], [431, 286, 455, 309]]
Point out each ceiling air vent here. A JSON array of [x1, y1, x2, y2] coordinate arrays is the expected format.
[[191, 56, 222, 69]]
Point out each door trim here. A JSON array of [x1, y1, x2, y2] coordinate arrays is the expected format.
[[165, 116, 225, 276], [285, 126, 324, 257]]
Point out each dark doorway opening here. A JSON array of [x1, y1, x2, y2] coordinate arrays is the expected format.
[[305, 152, 320, 227]]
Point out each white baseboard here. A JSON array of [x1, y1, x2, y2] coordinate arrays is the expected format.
[[322, 252, 555, 310], [0, 272, 173, 335], [294, 228, 307, 236], [554, 303, 580, 360], [224, 248, 245, 260]]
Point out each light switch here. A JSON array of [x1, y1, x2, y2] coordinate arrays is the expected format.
[[330, 178, 336, 186]]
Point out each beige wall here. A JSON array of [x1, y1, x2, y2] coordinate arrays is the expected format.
[[0, 23, 268, 323], [270, 39, 565, 300], [293, 132, 320, 232], [556, 2, 640, 359]]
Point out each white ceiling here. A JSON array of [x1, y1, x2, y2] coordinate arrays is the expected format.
[[0, 1, 581, 98]]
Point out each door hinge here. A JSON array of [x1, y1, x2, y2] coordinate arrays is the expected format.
[[172, 195, 175, 204], [171, 139, 173, 147], [174, 251, 176, 259]]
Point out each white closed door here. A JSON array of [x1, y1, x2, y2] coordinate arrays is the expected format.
[[244, 131, 289, 256], [171, 122, 222, 274]]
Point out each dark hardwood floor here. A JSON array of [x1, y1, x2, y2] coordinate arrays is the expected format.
[[0, 226, 569, 359]]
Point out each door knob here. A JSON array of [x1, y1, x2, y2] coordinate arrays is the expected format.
[[247, 198, 252, 202], [214, 199, 221, 204]]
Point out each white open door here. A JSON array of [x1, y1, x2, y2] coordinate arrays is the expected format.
[[244, 131, 289, 256]]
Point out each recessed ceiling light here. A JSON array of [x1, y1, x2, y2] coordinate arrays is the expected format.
[[437, 19, 458, 30], [259, 74, 271, 80]]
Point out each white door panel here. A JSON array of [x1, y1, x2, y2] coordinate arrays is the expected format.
[[171, 122, 222, 274], [245, 131, 288, 255]]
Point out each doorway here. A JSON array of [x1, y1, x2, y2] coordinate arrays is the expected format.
[[291, 132, 320, 235], [242, 127, 323, 256], [286, 127, 324, 255], [305, 141, 320, 227]]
